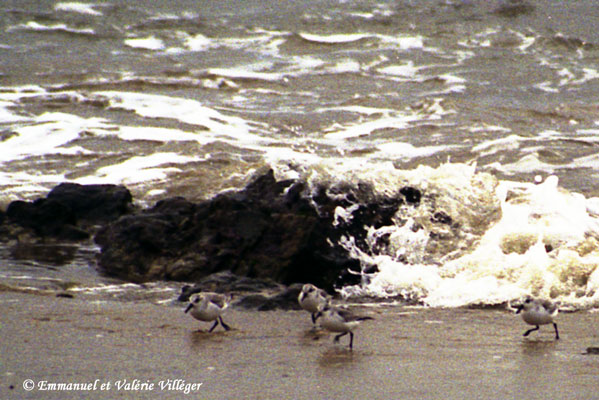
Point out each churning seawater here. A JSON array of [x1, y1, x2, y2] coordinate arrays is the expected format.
[[2, 0, 599, 308]]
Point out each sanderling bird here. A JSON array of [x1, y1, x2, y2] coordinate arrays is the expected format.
[[316, 305, 373, 350], [515, 296, 559, 340], [298, 284, 330, 324], [184, 292, 231, 332]]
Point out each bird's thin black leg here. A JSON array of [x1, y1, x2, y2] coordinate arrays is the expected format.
[[311, 313, 317, 324], [553, 323, 559, 340], [523, 326, 539, 337], [208, 320, 219, 333], [219, 316, 231, 331], [349, 332, 354, 350], [334, 332, 348, 343]]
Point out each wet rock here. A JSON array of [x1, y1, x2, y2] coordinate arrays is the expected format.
[[46, 183, 133, 224], [177, 271, 283, 302], [234, 284, 304, 311], [3, 183, 133, 241], [95, 170, 360, 290], [177, 273, 306, 311], [400, 186, 421, 205], [6, 199, 88, 240], [310, 181, 405, 262]]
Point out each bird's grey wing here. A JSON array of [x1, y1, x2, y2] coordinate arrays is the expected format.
[[337, 309, 372, 322], [206, 293, 228, 308], [541, 299, 558, 314]]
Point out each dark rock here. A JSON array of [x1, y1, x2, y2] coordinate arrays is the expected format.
[[310, 181, 404, 264], [177, 272, 304, 311], [232, 294, 273, 310], [234, 284, 304, 311], [6, 199, 87, 240], [400, 186, 421, 205], [95, 169, 361, 290], [3, 183, 132, 241], [177, 271, 283, 302], [46, 183, 133, 224], [431, 211, 452, 225]]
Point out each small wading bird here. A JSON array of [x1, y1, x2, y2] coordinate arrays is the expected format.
[[316, 305, 373, 350], [515, 296, 559, 340], [298, 284, 330, 324], [184, 293, 231, 332]]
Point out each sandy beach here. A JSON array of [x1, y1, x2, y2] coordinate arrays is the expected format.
[[1, 290, 598, 400]]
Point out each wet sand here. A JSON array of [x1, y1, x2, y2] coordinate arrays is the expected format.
[[1, 291, 598, 400]]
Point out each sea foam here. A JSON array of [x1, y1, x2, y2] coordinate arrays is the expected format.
[[280, 161, 599, 309]]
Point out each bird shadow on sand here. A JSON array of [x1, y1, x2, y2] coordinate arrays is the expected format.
[[316, 347, 364, 368], [520, 338, 559, 356], [298, 327, 328, 343], [186, 329, 233, 348]]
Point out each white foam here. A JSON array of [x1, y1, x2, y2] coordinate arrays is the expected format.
[[568, 152, 599, 170], [468, 124, 511, 134], [74, 153, 199, 185], [329, 60, 361, 74], [95, 91, 267, 144], [183, 33, 214, 52], [472, 134, 525, 157], [572, 67, 599, 85], [322, 101, 448, 141], [113, 126, 215, 145], [492, 153, 558, 175], [429, 176, 599, 307], [376, 142, 448, 159], [378, 34, 425, 50], [438, 74, 466, 85], [124, 36, 165, 51], [292, 56, 326, 70], [287, 161, 599, 309], [323, 114, 415, 140], [378, 61, 421, 79], [54, 2, 103, 16], [299, 32, 371, 44], [0, 171, 66, 195], [534, 81, 560, 93], [0, 100, 27, 123], [11, 21, 95, 35], [208, 67, 285, 82], [0, 112, 110, 162]]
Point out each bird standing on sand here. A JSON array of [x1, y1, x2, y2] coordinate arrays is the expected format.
[[316, 305, 373, 350], [515, 296, 559, 340], [184, 292, 231, 332], [298, 284, 330, 324]]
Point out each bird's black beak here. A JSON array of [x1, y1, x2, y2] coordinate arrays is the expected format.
[[184, 303, 193, 313], [515, 304, 523, 314]]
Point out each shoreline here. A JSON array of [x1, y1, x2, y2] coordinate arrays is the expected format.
[[2, 291, 598, 399]]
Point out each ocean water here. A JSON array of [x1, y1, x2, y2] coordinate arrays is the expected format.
[[2, 0, 599, 309]]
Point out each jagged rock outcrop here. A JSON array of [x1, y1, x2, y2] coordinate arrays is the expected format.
[[94, 170, 363, 291], [3, 183, 133, 241]]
